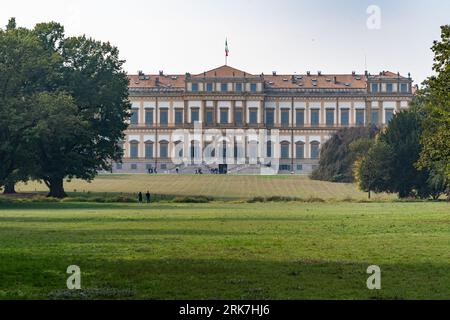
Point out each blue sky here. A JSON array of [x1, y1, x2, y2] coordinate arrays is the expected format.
[[1, 0, 449, 84]]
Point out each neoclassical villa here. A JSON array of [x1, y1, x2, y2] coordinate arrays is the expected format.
[[114, 65, 414, 174]]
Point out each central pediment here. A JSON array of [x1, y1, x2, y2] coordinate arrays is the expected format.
[[193, 65, 257, 78]]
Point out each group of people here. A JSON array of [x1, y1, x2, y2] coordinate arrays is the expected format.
[[138, 191, 152, 203]]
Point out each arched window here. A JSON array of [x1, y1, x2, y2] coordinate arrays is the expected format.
[[145, 141, 154, 159], [280, 142, 290, 159], [296, 142, 305, 159], [190, 140, 201, 161], [130, 141, 139, 159], [160, 141, 169, 159], [310, 141, 320, 160], [173, 141, 183, 160]]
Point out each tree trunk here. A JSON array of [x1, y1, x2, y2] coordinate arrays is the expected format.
[[3, 181, 16, 194], [47, 177, 67, 198], [368, 189, 371, 200]]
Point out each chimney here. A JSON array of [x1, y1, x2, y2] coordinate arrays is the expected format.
[[334, 76, 337, 84], [272, 71, 277, 76], [365, 70, 368, 76], [352, 71, 356, 76], [159, 70, 164, 76], [155, 77, 160, 86], [307, 71, 311, 76], [318, 71, 322, 76]]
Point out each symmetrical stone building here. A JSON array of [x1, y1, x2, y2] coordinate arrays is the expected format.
[[116, 65, 414, 174]]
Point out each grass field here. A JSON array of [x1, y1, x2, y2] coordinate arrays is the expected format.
[[16, 174, 394, 201], [1, 201, 449, 300]]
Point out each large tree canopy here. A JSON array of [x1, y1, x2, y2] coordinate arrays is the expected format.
[[311, 126, 379, 182], [417, 25, 450, 180], [0, 19, 130, 197]]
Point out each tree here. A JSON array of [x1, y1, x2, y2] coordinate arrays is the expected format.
[[1, 20, 130, 198], [311, 126, 379, 182], [417, 25, 450, 181], [0, 18, 58, 193], [379, 110, 429, 198], [354, 142, 394, 199], [26, 93, 91, 198]]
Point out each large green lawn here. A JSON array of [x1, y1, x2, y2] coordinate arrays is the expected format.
[[1, 201, 449, 300], [16, 174, 394, 200]]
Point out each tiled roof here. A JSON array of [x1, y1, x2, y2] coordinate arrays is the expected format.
[[192, 65, 258, 78], [128, 74, 185, 89], [128, 66, 410, 90], [264, 74, 367, 89], [369, 71, 409, 80]]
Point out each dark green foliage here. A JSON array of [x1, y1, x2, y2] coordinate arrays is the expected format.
[[379, 111, 429, 198], [311, 126, 379, 182], [355, 142, 394, 198], [417, 25, 450, 180], [0, 19, 130, 198], [356, 110, 445, 199]]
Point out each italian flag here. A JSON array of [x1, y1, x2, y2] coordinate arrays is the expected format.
[[225, 38, 229, 57]]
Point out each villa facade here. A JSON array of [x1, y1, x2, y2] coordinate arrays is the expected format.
[[116, 65, 414, 174]]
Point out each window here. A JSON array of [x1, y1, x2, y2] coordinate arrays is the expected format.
[[355, 110, 365, 125], [160, 142, 168, 158], [326, 109, 335, 126], [174, 142, 183, 159], [145, 143, 153, 159], [249, 109, 258, 124], [281, 143, 290, 159], [160, 164, 167, 170], [371, 83, 379, 93], [296, 164, 303, 171], [386, 83, 393, 93], [400, 83, 408, 93], [296, 110, 305, 127], [266, 110, 274, 126], [191, 109, 199, 123], [266, 141, 272, 158], [235, 110, 242, 124], [221, 83, 228, 92], [311, 109, 319, 126], [296, 142, 305, 159], [279, 165, 291, 171], [130, 142, 139, 159], [220, 109, 229, 124], [130, 110, 139, 125], [131, 164, 138, 170], [145, 110, 153, 125], [191, 141, 201, 160], [340, 109, 349, 126], [206, 83, 213, 92], [206, 110, 214, 124], [175, 110, 183, 125], [236, 83, 243, 92], [371, 110, 379, 124], [160, 110, 168, 125], [311, 142, 320, 160], [192, 83, 199, 92], [116, 163, 122, 170], [281, 110, 290, 127], [385, 109, 394, 123], [250, 83, 257, 92]]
